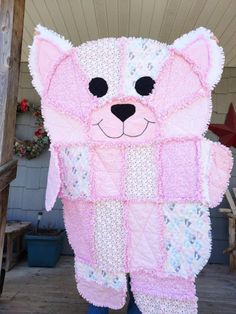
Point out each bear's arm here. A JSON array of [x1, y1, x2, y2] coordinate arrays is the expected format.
[[202, 139, 233, 208], [45, 146, 61, 211]]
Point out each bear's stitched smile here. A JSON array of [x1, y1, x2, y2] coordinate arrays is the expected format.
[[92, 118, 155, 139]]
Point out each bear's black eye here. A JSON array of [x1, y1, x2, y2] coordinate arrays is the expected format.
[[89, 77, 108, 97], [135, 76, 155, 96]]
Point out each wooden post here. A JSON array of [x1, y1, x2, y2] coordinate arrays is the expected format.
[[220, 189, 236, 271], [229, 217, 236, 271], [0, 0, 25, 294]]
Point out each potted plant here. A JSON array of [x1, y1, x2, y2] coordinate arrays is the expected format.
[[25, 212, 65, 267]]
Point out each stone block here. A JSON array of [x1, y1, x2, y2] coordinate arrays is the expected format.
[[39, 150, 50, 167], [7, 208, 26, 222], [229, 77, 236, 92], [215, 94, 231, 113], [15, 124, 35, 141], [20, 62, 29, 73], [214, 78, 229, 94], [26, 167, 41, 189], [211, 112, 226, 123], [18, 88, 40, 104], [22, 188, 45, 210], [53, 198, 63, 210], [230, 67, 236, 78], [8, 187, 24, 209], [11, 166, 27, 187], [19, 72, 33, 89], [222, 67, 231, 78], [40, 167, 49, 188]]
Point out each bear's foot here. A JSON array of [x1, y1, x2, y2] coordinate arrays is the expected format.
[[75, 260, 127, 309], [130, 272, 197, 314], [133, 293, 197, 314]]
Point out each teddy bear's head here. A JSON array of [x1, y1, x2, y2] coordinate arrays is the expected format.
[[29, 26, 224, 145]]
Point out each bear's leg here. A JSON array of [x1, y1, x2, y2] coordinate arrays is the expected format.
[[130, 273, 197, 314], [75, 260, 127, 310], [133, 294, 197, 314]]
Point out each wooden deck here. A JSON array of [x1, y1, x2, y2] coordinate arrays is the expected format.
[[0, 256, 236, 314]]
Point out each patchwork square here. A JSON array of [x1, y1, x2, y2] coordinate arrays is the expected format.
[[59, 146, 90, 199], [125, 146, 156, 199], [93, 147, 122, 198], [63, 199, 95, 265], [94, 200, 125, 272], [163, 202, 211, 278], [126, 202, 165, 271], [160, 140, 201, 202]]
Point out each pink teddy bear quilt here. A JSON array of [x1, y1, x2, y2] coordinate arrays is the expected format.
[[29, 25, 233, 314]]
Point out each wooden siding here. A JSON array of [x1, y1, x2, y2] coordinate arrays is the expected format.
[[21, 0, 236, 66]]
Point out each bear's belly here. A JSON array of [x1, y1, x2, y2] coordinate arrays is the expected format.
[[58, 138, 202, 202], [58, 144, 157, 200], [63, 198, 211, 277], [94, 201, 211, 276]]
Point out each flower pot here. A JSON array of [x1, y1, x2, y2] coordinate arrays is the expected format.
[[25, 230, 65, 267]]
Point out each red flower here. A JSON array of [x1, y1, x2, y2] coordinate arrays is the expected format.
[[34, 111, 40, 117], [35, 127, 43, 138], [19, 146, 26, 155], [20, 99, 29, 112]]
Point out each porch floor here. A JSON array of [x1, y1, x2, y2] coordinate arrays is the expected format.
[[0, 256, 236, 314]]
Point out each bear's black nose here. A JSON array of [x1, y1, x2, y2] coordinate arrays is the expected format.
[[111, 104, 136, 122]]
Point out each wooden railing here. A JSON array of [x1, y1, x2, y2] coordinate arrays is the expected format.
[[219, 189, 236, 271]]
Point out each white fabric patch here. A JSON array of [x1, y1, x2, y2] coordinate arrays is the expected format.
[[95, 200, 125, 272], [75, 260, 126, 291], [59, 146, 89, 199], [125, 146, 156, 199], [122, 38, 169, 97], [77, 38, 120, 103], [163, 203, 211, 278]]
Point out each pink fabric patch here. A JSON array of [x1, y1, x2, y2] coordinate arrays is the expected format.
[[63, 199, 95, 265], [131, 273, 196, 301], [154, 54, 202, 118], [76, 275, 126, 309], [42, 106, 88, 144], [92, 147, 122, 198], [160, 140, 201, 201], [46, 52, 93, 121], [208, 143, 233, 207], [35, 38, 62, 90], [126, 202, 165, 272], [183, 38, 209, 78]]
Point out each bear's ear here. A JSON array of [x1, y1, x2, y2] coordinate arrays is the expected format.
[[28, 25, 73, 96], [171, 27, 224, 89]]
